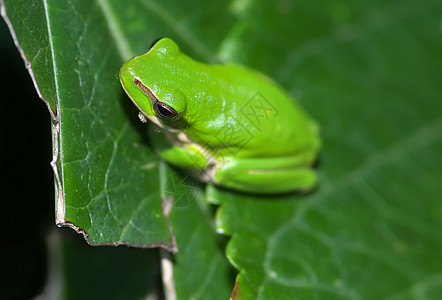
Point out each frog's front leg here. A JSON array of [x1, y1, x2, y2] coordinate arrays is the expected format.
[[149, 125, 210, 170], [212, 156, 318, 194], [158, 143, 210, 170]]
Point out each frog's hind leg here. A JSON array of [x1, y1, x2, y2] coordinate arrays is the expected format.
[[212, 156, 318, 194]]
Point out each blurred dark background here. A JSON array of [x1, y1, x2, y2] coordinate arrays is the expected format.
[[1, 18, 53, 299]]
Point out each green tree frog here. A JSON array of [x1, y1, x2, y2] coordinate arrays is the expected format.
[[120, 38, 320, 194]]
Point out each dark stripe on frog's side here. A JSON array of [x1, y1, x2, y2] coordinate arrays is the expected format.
[[133, 78, 160, 105]]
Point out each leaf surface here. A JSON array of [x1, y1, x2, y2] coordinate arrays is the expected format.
[[3, 0, 442, 298], [208, 0, 442, 298]]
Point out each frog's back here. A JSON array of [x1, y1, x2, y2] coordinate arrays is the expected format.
[[191, 63, 320, 159]]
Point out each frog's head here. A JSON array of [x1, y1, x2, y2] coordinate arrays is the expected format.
[[119, 38, 189, 130]]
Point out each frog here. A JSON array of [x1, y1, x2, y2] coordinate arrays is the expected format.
[[119, 38, 320, 194]]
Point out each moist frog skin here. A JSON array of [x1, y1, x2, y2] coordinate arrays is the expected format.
[[119, 38, 321, 194]]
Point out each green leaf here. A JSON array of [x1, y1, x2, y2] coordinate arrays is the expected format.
[[208, 1, 442, 298], [160, 166, 233, 299], [1, 0, 173, 248], [2, 0, 235, 296], [3, 0, 442, 298]]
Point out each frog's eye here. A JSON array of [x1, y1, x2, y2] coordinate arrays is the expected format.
[[154, 101, 178, 119]]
